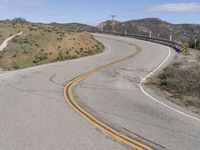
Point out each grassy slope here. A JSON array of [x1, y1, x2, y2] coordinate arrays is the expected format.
[[150, 50, 200, 113], [0, 21, 23, 42], [0, 21, 104, 70]]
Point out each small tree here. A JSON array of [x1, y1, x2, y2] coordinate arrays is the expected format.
[[12, 17, 27, 23], [189, 35, 200, 50]]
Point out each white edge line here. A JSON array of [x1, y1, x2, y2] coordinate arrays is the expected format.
[[139, 47, 200, 123]]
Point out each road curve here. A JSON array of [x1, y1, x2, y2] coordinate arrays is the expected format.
[[63, 41, 153, 150], [0, 34, 200, 150]]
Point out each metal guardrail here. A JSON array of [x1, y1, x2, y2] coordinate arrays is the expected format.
[[88, 30, 182, 52]]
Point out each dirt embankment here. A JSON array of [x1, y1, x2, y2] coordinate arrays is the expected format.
[[0, 21, 104, 70], [149, 49, 200, 114]]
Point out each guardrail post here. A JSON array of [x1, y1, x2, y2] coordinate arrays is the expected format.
[[125, 30, 127, 36], [92, 31, 181, 52], [170, 35, 172, 41], [149, 32, 152, 37]]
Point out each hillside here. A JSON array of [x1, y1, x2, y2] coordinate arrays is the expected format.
[[98, 18, 200, 42], [49, 22, 97, 32], [0, 20, 103, 70]]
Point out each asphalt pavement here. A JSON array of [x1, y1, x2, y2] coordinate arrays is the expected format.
[[0, 34, 200, 150]]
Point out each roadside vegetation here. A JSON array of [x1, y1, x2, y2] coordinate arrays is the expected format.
[[189, 34, 200, 50], [0, 18, 104, 70], [150, 50, 200, 114]]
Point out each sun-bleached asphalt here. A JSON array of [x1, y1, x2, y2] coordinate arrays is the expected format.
[[0, 34, 200, 150]]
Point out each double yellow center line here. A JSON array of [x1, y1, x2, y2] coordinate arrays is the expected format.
[[63, 42, 154, 150]]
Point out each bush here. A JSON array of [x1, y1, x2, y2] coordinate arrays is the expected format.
[[12, 63, 19, 69], [12, 17, 27, 23], [35, 43, 39, 47], [12, 38, 19, 43], [71, 55, 78, 59], [33, 53, 48, 64], [23, 50, 28, 54], [189, 35, 200, 50], [160, 65, 200, 97], [57, 51, 64, 61]]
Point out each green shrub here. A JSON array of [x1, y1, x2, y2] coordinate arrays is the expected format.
[[160, 80, 168, 86], [33, 52, 48, 64], [34, 43, 39, 47], [159, 65, 200, 97], [71, 55, 78, 59], [23, 50, 28, 54], [12, 38, 19, 43], [12, 63, 19, 69], [57, 51, 64, 61]]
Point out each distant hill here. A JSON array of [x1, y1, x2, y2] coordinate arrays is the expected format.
[[1, 17, 199, 45], [49, 22, 97, 32], [97, 18, 200, 42]]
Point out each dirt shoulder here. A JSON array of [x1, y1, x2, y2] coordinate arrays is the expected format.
[[147, 49, 200, 114]]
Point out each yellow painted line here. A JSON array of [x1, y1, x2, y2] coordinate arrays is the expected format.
[[63, 42, 154, 150]]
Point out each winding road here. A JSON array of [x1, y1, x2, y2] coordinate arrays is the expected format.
[[0, 34, 200, 150]]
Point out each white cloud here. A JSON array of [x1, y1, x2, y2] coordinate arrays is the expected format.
[[147, 3, 200, 12]]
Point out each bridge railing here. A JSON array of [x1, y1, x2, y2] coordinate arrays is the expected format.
[[87, 30, 182, 52]]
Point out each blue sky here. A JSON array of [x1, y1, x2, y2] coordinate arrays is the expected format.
[[0, 0, 200, 25]]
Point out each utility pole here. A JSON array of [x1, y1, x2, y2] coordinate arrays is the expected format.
[[111, 15, 116, 32]]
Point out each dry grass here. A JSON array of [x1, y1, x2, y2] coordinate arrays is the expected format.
[[0, 21, 104, 70], [159, 65, 200, 96], [150, 50, 200, 114]]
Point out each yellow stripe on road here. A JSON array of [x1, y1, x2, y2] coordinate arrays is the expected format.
[[63, 42, 154, 150]]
